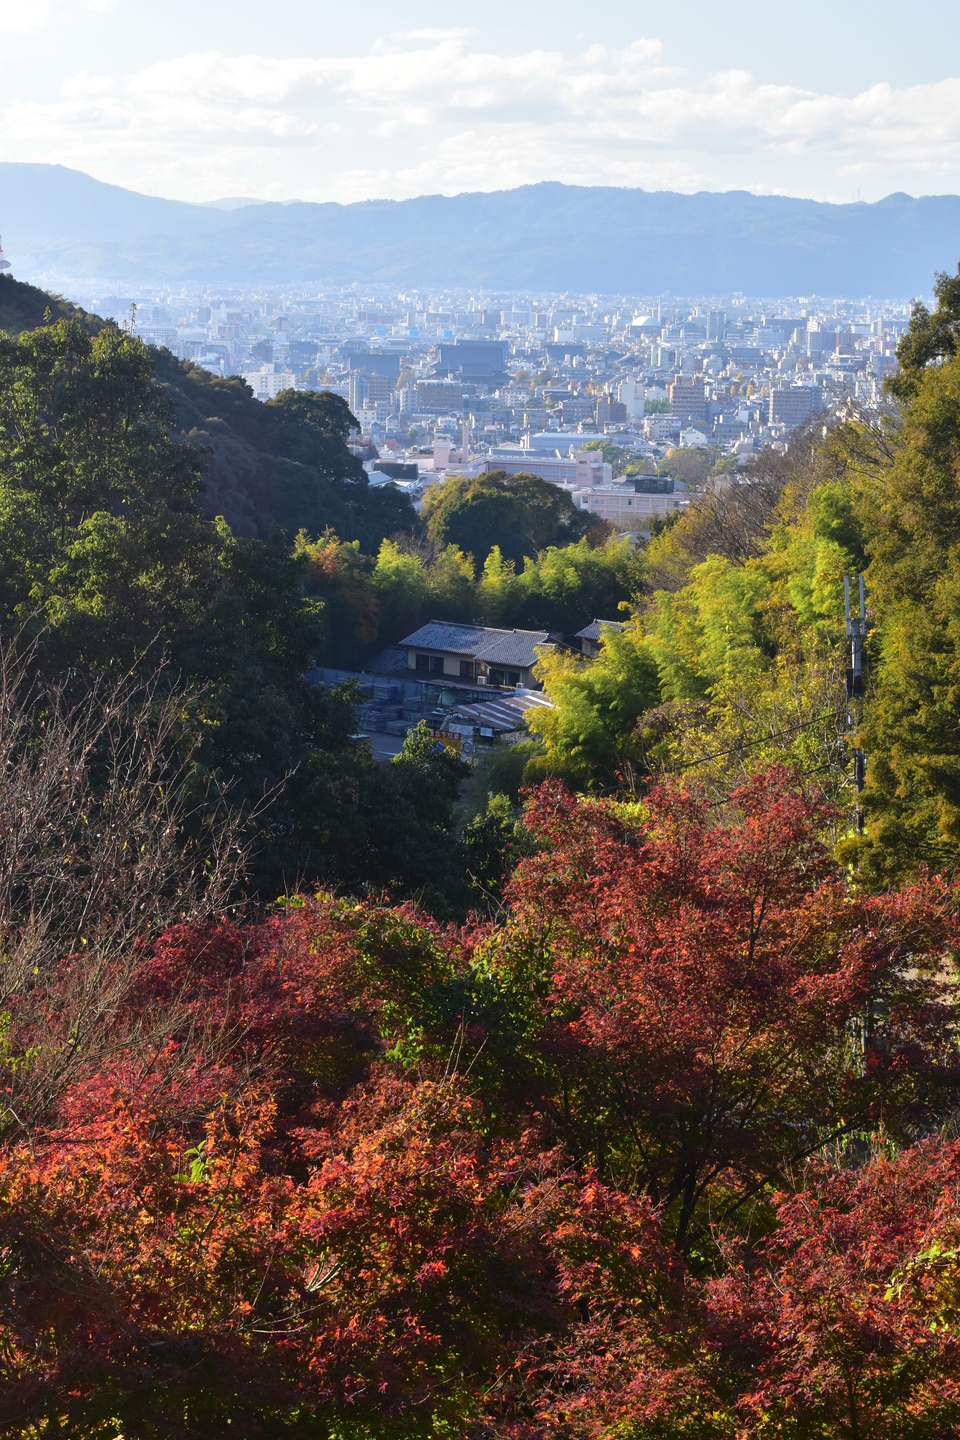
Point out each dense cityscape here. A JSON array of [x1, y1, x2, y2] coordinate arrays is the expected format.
[[74, 281, 910, 529]]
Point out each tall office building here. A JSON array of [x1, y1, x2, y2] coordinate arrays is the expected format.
[[366, 374, 394, 405], [348, 373, 369, 412], [707, 309, 726, 342], [669, 378, 707, 424], [617, 377, 644, 418], [417, 380, 464, 412]]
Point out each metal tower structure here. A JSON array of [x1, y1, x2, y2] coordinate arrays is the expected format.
[[844, 575, 866, 834]]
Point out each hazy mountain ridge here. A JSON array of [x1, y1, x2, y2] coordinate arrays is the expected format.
[[2, 162, 958, 295]]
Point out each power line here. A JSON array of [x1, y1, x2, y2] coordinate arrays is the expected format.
[[704, 758, 838, 810], [676, 707, 846, 771]]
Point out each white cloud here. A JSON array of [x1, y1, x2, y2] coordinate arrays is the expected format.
[[0, 0, 119, 30], [0, 0, 53, 33], [60, 71, 113, 99], [1, 30, 959, 203]]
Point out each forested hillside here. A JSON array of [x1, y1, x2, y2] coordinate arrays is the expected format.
[[0, 274, 415, 547], [1, 271, 960, 1438], [0, 283, 465, 903]]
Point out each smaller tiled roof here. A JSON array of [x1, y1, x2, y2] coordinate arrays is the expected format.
[[575, 619, 625, 642], [400, 620, 552, 670], [447, 691, 552, 732], [475, 631, 550, 668], [400, 621, 495, 657], [367, 646, 408, 674]]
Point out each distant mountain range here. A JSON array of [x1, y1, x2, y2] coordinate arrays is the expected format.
[[1, 162, 958, 296]]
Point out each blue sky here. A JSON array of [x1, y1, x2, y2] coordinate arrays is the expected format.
[[2, 0, 958, 204]]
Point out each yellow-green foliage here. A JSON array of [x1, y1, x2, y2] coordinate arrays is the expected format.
[[530, 460, 856, 802], [517, 537, 641, 632], [476, 546, 520, 625], [850, 342, 960, 884], [774, 479, 865, 629], [472, 534, 645, 636], [305, 532, 645, 662], [646, 556, 771, 700], [526, 621, 660, 789]]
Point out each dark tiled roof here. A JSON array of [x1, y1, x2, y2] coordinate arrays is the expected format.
[[475, 632, 549, 667], [575, 619, 625, 642], [400, 620, 552, 670], [367, 646, 408, 674], [400, 622, 493, 656]]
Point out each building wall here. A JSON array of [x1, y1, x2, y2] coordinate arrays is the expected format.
[[558, 398, 594, 424], [645, 413, 682, 441], [707, 309, 726, 341], [669, 379, 707, 423], [242, 367, 296, 401], [417, 381, 463, 412], [574, 488, 685, 525], [405, 648, 535, 688], [367, 374, 394, 404], [349, 373, 369, 411], [617, 378, 644, 417], [485, 454, 612, 487], [769, 386, 824, 428], [438, 341, 509, 376]]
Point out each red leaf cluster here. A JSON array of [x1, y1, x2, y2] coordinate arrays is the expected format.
[[0, 768, 957, 1437], [495, 770, 959, 1243]]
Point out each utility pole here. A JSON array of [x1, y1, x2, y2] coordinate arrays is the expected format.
[[844, 575, 866, 834]]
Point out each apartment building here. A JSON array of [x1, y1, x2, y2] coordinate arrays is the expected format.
[[769, 386, 824, 429]]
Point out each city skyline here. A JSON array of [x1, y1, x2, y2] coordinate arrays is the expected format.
[[53, 270, 901, 512]]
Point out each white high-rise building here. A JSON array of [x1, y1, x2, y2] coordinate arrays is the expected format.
[[617, 378, 644, 418], [241, 366, 296, 402]]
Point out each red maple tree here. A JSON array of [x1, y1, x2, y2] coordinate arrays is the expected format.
[[492, 770, 959, 1245], [0, 769, 957, 1437], [710, 1137, 960, 1439]]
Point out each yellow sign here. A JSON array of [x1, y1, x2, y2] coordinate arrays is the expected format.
[[429, 728, 462, 752]]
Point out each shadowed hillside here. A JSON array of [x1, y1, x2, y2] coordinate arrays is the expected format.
[[0, 274, 414, 547]]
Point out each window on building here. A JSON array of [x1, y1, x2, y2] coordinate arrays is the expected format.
[[430, 655, 444, 675], [459, 660, 474, 678], [507, 671, 521, 686], [489, 668, 505, 686], [415, 653, 429, 672]]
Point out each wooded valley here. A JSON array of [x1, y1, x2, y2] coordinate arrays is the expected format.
[[0, 270, 958, 1437]]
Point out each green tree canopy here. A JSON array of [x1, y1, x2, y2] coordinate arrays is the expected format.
[[421, 469, 592, 565], [526, 620, 660, 789], [512, 535, 644, 633], [850, 341, 960, 883], [888, 262, 960, 403], [0, 310, 477, 906]]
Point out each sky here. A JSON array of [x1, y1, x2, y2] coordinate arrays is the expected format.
[[1, 0, 959, 207]]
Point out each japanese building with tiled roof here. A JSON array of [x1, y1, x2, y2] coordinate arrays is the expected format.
[[399, 620, 557, 689]]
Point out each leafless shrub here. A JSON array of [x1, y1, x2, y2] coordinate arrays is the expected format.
[[645, 463, 790, 592], [0, 640, 259, 1129], [643, 419, 870, 593]]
